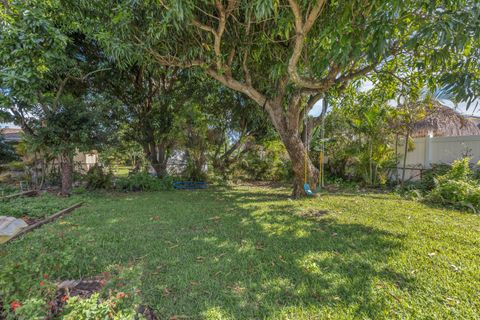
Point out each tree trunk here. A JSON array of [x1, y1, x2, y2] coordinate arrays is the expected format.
[[280, 132, 319, 197], [60, 152, 74, 196], [203, 70, 320, 196], [151, 162, 168, 178], [145, 142, 170, 178]]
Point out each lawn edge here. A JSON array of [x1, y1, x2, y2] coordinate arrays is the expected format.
[[5, 202, 83, 244]]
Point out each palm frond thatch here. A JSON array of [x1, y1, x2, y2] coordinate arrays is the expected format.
[[412, 102, 480, 137]]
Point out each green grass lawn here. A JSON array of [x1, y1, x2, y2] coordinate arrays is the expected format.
[[1, 186, 479, 319]]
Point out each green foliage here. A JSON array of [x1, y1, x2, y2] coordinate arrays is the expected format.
[[63, 293, 141, 320], [84, 165, 113, 190], [6, 161, 24, 171], [0, 136, 19, 164], [417, 163, 452, 191], [0, 0, 69, 107], [115, 172, 174, 192], [236, 140, 292, 181], [13, 298, 48, 320], [0, 193, 83, 218], [0, 259, 55, 320], [0, 184, 18, 196], [428, 158, 480, 212], [323, 97, 396, 185]]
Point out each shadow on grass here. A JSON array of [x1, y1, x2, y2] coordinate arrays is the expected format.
[[1, 188, 414, 319], [138, 190, 411, 318]]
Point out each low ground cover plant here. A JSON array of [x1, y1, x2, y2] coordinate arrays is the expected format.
[[0, 193, 84, 219], [0, 185, 19, 197]]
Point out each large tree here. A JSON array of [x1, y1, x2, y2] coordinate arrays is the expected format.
[[64, 0, 480, 196]]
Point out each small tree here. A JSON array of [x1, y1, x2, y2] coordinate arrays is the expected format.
[[96, 65, 186, 178], [0, 3, 116, 194]]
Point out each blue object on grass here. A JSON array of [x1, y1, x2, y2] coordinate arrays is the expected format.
[[173, 181, 207, 190], [303, 183, 315, 196]]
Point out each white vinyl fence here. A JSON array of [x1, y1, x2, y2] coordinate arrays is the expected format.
[[398, 135, 480, 181]]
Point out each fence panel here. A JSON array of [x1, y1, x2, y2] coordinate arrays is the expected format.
[[397, 135, 480, 181]]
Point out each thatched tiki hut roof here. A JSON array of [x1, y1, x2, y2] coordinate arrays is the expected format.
[[412, 102, 480, 137]]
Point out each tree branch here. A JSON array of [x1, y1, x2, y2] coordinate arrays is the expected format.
[[242, 51, 252, 87], [287, 0, 327, 89]]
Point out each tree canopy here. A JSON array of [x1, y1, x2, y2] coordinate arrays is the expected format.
[[1, 0, 479, 195]]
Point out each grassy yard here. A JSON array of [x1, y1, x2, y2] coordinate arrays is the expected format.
[[1, 186, 479, 319]]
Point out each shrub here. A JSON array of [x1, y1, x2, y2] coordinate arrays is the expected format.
[[418, 163, 451, 191], [115, 172, 174, 192], [0, 184, 18, 196], [84, 165, 113, 190], [7, 161, 25, 171], [428, 158, 480, 212]]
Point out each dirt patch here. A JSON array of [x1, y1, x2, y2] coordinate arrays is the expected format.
[[299, 209, 329, 219], [21, 215, 42, 226], [57, 276, 107, 299]]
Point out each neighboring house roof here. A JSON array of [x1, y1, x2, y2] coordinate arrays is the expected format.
[[0, 128, 23, 142], [466, 116, 480, 127], [412, 103, 480, 137]]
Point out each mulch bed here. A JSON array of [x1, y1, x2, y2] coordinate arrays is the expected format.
[[54, 276, 158, 320]]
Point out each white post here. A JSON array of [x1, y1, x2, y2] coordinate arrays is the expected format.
[[424, 132, 433, 168]]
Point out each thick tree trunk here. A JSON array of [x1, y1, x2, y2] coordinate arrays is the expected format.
[[204, 69, 321, 196], [145, 142, 170, 178], [151, 160, 168, 178], [60, 153, 74, 196], [279, 132, 319, 197]]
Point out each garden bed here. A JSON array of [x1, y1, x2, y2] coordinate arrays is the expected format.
[[0, 192, 84, 220]]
